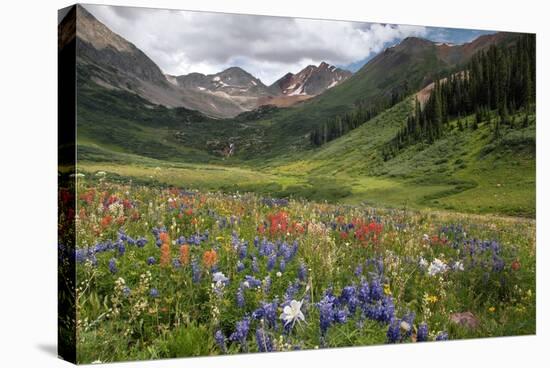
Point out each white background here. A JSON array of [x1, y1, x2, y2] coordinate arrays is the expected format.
[[0, 0, 547, 366]]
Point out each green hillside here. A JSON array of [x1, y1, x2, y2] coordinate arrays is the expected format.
[[265, 98, 535, 216], [77, 91, 535, 217]]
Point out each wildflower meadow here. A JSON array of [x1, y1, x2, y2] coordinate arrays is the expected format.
[[63, 175, 535, 363]]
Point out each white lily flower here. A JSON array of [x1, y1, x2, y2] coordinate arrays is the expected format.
[[280, 299, 305, 327]]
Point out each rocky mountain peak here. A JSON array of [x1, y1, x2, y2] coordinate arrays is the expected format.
[[270, 62, 352, 96]]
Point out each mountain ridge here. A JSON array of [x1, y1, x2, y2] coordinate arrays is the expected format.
[[77, 5, 352, 117]]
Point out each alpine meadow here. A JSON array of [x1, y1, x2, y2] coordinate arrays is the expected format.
[[58, 4, 536, 364]]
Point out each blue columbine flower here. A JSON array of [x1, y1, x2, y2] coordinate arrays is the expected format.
[[108, 258, 117, 274], [417, 322, 429, 342], [255, 328, 273, 352]]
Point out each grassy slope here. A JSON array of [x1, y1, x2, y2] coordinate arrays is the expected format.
[[78, 90, 535, 217], [265, 98, 535, 217]]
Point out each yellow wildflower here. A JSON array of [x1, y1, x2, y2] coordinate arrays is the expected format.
[[425, 294, 438, 303]]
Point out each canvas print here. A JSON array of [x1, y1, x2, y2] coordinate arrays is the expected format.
[[58, 4, 536, 364]]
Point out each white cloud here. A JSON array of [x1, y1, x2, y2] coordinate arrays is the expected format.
[[84, 5, 427, 84]]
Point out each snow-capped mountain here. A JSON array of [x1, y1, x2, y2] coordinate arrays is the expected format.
[[270, 62, 352, 96]]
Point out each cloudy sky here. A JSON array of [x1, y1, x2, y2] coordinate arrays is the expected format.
[[84, 4, 495, 85]]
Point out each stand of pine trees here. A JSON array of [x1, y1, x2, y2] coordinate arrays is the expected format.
[[382, 34, 535, 161], [310, 86, 408, 147]]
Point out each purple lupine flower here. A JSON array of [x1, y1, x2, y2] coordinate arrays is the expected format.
[[147, 256, 156, 265], [237, 260, 245, 272], [255, 328, 273, 352], [236, 287, 245, 308], [370, 278, 384, 301], [117, 241, 126, 256], [365, 296, 394, 323], [298, 262, 307, 281], [417, 322, 429, 342], [282, 280, 300, 305], [253, 300, 278, 328], [334, 308, 348, 324], [435, 332, 449, 341], [252, 257, 259, 273], [340, 286, 358, 314], [243, 275, 262, 289], [239, 244, 248, 260], [318, 296, 335, 336], [149, 288, 159, 298], [108, 258, 117, 274], [136, 237, 147, 248], [267, 254, 276, 271], [358, 279, 370, 305], [229, 318, 250, 345], [375, 257, 384, 275], [279, 259, 286, 272], [263, 276, 272, 294], [387, 318, 401, 343], [215, 330, 227, 353]]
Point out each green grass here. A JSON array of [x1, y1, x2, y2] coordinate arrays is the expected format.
[[77, 82, 535, 218]]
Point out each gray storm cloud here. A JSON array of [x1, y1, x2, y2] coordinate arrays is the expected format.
[[84, 5, 429, 84]]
